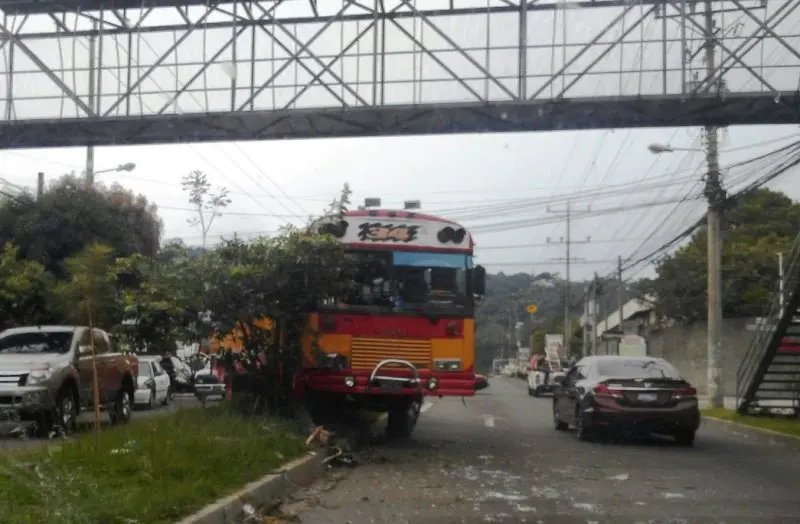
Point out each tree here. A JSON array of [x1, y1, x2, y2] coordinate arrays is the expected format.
[[114, 256, 175, 354], [323, 183, 352, 218], [181, 170, 232, 249], [53, 243, 122, 445], [203, 231, 351, 415], [648, 188, 800, 321], [114, 246, 209, 354], [0, 243, 56, 330], [54, 244, 123, 330], [0, 174, 163, 276]]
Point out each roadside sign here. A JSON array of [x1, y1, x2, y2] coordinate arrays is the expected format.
[[619, 334, 647, 357], [527, 304, 538, 314]]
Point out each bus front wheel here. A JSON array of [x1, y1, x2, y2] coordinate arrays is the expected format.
[[386, 397, 421, 439]]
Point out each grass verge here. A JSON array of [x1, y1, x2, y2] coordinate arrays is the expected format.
[[0, 406, 306, 524], [702, 408, 800, 438]]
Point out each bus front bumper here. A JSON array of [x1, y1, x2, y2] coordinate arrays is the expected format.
[[303, 363, 476, 397]]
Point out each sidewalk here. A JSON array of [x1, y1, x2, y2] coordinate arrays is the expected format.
[[697, 395, 738, 410], [698, 396, 797, 411]]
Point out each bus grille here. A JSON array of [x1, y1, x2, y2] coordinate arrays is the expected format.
[[350, 338, 431, 370]]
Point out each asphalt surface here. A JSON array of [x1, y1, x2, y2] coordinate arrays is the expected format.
[[286, 376, 800, 524], [0, 394, 202, 452]]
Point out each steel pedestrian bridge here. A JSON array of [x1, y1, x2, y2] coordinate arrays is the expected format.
[[0, 0, 798, 149]]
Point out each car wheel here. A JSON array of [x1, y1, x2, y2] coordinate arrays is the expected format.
[[574, 406, 595, 442], [527, 387, 534, 396], [55, 386, 78, 435], [674, 429, 696, 447], [110, 387, 132, 425], [553, 400, 568, 431]]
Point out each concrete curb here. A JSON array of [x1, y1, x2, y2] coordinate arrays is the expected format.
[[702, 416, 800, 450], [175, 452, 325, 524]]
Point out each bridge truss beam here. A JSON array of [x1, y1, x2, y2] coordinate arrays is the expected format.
[[0, 0, 798, 148]]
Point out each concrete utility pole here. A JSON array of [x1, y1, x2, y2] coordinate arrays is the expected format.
[[617, 255, 624, 336], [591, 273, 599, 356], [778, 252, 785, 312], [582, 294, 591, 356], [36, 172, 44, 200], [547, 200, 591, 357], [703, 0, 725, 410]]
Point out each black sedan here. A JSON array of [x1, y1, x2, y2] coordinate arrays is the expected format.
[[552, 355, 700, 446]]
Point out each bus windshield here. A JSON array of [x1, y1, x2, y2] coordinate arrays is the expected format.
[[326, 250, 473, 315]]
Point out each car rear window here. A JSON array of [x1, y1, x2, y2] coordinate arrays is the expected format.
[[596, 359, 682, 379], [195, 374, 218, 384]]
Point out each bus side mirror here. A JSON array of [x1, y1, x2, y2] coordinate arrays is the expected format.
[[472, 265, 486, 296]]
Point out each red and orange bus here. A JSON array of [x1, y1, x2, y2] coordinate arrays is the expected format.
[[300, 208, 485, 436], [211, 208, 486, 437]]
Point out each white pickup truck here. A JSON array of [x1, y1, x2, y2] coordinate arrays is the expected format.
[[527, 354, 570, 396]]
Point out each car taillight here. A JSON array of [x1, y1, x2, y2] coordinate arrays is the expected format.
[[593, 383, 623, 398], [672, 386, 697, 400], [446, 321, 461, 336]]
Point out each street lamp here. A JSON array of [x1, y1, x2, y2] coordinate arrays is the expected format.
[[85, 161, 136, 185], [646, 134, 725, 409], [94, 162, 136, 175], [647, 143, 703, 154]]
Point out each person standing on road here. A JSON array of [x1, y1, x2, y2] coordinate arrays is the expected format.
[[541, 357, 551, 387]]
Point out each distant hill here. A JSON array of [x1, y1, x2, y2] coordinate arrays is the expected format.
[[474, 271, 643, 373]]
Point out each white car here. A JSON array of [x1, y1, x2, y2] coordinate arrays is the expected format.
[[134, 357, 172, 408], [194, 373, 225, 402]]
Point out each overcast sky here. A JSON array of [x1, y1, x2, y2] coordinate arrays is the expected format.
[[1, 1, 798, 282], [2, 124, 798, 282]]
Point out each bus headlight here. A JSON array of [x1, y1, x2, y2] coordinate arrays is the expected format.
[[434, 359, 461, 371], [426, 377, 439, 390], [344, 376, 356, 388]]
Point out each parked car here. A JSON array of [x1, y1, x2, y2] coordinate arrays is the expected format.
[[475, 374, 489, 391], [0, 325, 138, 435], [160, 355, 194, 393], [194, 373, 225, 403], [552, 355, 700, 446], [134, 356, 172, 409]]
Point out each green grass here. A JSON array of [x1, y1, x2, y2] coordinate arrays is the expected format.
[[0, 407, 307, 524], [703, 408, 800, 437]]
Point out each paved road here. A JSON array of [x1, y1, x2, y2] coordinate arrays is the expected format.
[[0, 394, 202, 452], [288, 376, 800, 524]]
